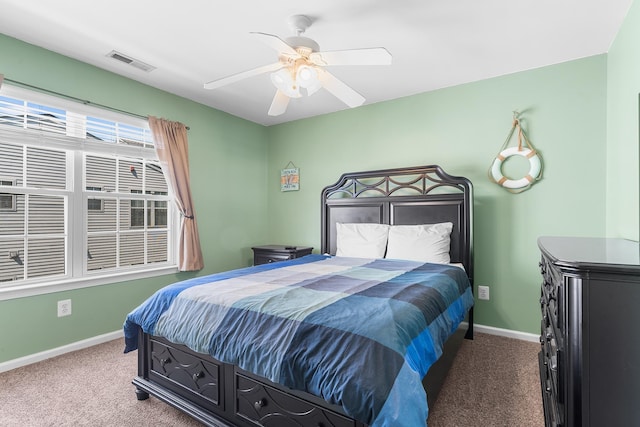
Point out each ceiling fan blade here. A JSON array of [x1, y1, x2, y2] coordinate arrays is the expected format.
[[250, 32, 299, 57], [317, 69, 365, 108], [204, 62, 283, 90], [268, 90, 290, 116], [310, 47, 392, 66]]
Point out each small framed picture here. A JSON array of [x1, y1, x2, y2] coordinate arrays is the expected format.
[[281, 167, 299, 192]]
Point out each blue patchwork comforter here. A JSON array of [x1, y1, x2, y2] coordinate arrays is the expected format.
[[124, 254, 473, 426]]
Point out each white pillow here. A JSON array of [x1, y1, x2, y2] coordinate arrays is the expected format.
[[385, 222, 453, 263], [336, 223, 390, 258]]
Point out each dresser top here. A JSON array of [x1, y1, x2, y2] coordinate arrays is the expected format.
[[538, 236, 640, 272]]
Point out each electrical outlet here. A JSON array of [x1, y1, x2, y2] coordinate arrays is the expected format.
[[57, 299, 72, 317], [478, 285, 490, 301]]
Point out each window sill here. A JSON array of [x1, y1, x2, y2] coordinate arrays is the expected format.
[[0, 265, 179, 301]]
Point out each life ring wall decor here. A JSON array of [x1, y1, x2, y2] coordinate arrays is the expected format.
[[490, 147, 542, 189], [489, 112, 543, 193]]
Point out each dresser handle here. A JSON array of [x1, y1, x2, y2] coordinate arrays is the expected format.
[[192, 371, 204, 381], [254, 398, 266, 410], [267, 259, 274, 263], [160, 357, 171, 367]]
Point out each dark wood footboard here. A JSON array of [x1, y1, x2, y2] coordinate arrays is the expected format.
[[133, 328, 369, 427], [133, 322, 470, 427]]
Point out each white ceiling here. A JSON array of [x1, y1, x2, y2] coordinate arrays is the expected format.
[[0, 0, 632, 126]]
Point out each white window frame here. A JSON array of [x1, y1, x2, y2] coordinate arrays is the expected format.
[[0, 85, 179, 301], [0, 178, 17, 211], [86, 186, 104, 212]]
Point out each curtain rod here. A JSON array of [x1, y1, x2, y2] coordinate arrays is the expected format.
[[2, 77, 190, 130]]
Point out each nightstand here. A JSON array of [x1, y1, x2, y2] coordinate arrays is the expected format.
[[251, 245, 313, 266]]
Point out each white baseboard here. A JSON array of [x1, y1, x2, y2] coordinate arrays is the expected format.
[[474, 323, 540, 343], [0, 329, 123, 374], [0, 323, 539, 374]]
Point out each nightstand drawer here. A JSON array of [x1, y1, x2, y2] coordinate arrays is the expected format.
[[252, 245, 313, 266], [254, 254, 291, 265]]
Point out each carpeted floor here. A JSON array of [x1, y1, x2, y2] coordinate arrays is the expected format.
[[428, 333, 544, 427], [0, 332, 543, 426]]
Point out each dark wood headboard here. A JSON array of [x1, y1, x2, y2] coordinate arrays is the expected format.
[[321, 165, 473, 281]]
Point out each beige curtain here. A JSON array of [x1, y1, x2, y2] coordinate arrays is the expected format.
[[148, 116, 204, 271]]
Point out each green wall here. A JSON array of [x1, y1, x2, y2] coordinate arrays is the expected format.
[[607, 0, 640, 240], [267, 55, 608, 334], [3, 2, 639, 363], [0, 34, 269, 363]]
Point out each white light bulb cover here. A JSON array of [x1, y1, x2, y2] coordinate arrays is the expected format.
[[270, 68, 301, 98], [296, 65, 322, 96], [296, 65, 318, 88], [304, 79, 322, 96]]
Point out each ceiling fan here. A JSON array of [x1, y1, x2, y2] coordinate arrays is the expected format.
[[203, 15, 392, 116]]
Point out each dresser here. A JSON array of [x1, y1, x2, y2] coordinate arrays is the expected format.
[[538, 236, 640, 427], [251, 245, 313, 265]]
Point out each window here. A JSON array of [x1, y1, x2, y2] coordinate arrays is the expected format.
[[0, 179, 16, 211], [0, 86, 177, 296], [86, 186, 103, 212], [131, 190, 168, 228]]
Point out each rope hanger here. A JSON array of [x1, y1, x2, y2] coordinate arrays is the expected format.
[[505, 111, 534, 152]]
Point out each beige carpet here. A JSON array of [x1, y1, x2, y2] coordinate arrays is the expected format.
[[0, 332, 543, 427], [428, 333, 544, 427]]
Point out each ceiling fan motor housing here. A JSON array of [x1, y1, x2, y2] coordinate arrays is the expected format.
[[288, 14, 313, 34], [284, 36, 320, 54]]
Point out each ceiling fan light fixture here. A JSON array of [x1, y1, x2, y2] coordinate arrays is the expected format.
[[296, 65, 317, 86], [270, 68, 301, 98], [297, 65, 322, 96]]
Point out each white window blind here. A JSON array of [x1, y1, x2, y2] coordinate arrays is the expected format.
[[0, 85, 177, 296]]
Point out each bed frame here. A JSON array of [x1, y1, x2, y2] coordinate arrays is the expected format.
[[132, 165, 474, 427]]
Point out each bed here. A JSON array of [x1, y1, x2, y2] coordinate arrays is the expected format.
[[124, 165, 474, 427]]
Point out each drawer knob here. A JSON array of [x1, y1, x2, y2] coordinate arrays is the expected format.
[[267, 259, 274, 263], [192, 371, 204, 381], [254, 398, 266, 410], [160, 357, 171, 366]]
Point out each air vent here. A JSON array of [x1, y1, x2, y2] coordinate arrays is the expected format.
[[106, 50, 156, 72]]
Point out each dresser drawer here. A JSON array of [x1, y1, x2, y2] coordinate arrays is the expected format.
[[539, 351, 563, 427], [149, 338, 222, 409], [540, 255, 561, 289], [235, 373, 355, 427], [540, 256, 564, 335]]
